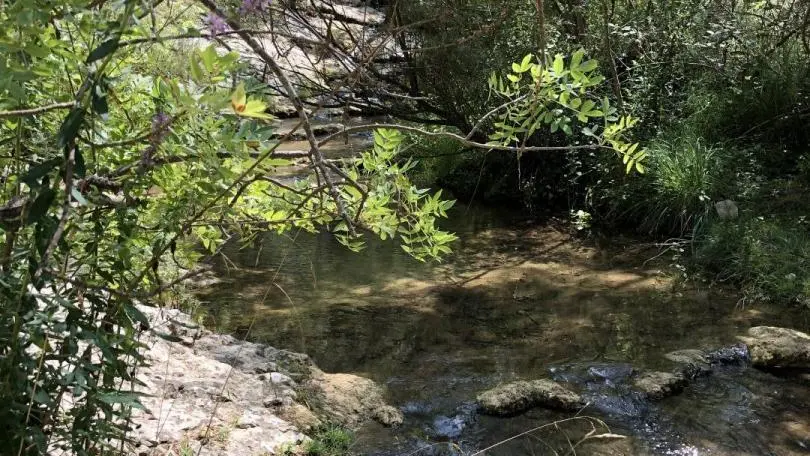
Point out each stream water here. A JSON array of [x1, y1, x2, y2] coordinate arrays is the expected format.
[[197, 205, 810, 455]]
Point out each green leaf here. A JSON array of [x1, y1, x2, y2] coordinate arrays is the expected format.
[[86, 38, 120, 63], [200, 44, 218, 71], [71, 188, 88, 206], [124, 304, 150, 329], [552, 54, 564, 74], [580, 59, 598, 72], [521, 54, 533, 69], [231, 83, 247, 113], [263, 158, 293, 167], [27, 189, 56, 225], [74, 147, 86, 178], [24, 44, 50, 59], [238, 99, 273, 120], [190, 54, 204, 81], [33, 389, 51, 405], [91, 85, 109, 118], [22, 158, 61, 188], [96, 391, 145, 409], [571, 49, 584, 70], [57, 107, 85, 149]]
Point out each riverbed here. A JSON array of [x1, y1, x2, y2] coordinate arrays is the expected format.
[[196, 205, 810, 455]]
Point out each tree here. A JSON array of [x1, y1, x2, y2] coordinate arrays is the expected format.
[[0, 1, 641, 453]]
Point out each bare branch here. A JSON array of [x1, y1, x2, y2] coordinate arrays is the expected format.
[[0, 102, 74, 119], [318, 123, 612, 153]]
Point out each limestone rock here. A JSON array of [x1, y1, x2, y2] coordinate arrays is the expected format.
[[477, 379, 583, 416], [306, 371, 404, 427], [665, 349, 712, 378], [739, 326, 810, 368], [130, 305, 402, 455], [633, 371, 688, 400]]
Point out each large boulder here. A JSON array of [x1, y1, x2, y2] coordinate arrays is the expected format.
[[738, 326, 810, 369], [477, 379, 583, 416]]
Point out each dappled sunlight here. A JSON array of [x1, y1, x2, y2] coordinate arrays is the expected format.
[[194, 206, 810, 456]]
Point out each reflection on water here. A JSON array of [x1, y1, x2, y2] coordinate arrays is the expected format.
[[197, 205, 810, 455]]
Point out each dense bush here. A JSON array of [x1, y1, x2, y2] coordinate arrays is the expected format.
[[696, 215, 810, 307]]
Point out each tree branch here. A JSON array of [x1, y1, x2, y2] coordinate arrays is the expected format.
[[318, 123, 612, 153], [0, 102, 74, 119]]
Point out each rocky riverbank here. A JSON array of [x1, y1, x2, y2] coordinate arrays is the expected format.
[[475, 325, 810, 418], [131, 306, 402, 456]]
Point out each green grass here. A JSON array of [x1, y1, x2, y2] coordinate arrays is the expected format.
[[303, 425, 354, 456], [600, 133, 732, 236]]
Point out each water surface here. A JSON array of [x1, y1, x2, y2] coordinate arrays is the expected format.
[[197, 205, 810, 455]]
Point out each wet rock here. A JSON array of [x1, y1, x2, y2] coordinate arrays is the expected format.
[[665, 349, 712, 378], [430, 402, 477, 439], [375, 405, 405, 427], [738, 326, 810, 369], [579, 434, 636, 456], [632, 371, 688, 400], [477, 379, 583, 416], [433, 415, 466, 439], [587, 363, 635, 384], [401, 401, 434, 416], [306, 372, 404, 427], [706, 343, 750, 365], [549, 362, 633, 386]]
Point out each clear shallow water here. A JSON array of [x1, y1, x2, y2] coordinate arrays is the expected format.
[[197, 205, 810, 455]]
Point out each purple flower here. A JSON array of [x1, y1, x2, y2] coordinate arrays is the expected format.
[[205, 13, 229, 35], [239, 0, 271, 14]]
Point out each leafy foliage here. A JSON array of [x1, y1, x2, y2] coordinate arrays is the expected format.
[[488, 50, 646, 174], [0, 1, 456, 454]]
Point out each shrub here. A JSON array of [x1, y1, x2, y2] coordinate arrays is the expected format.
[[594, 134, 732, 236], [695, 215, 810, 307]]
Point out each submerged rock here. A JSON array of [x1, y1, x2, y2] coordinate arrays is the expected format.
[[665, 349, 712, 378], [476, 379, 583, 416], [578, 434, 636, 456], [632, 371, 688, 400], [706, 343, 750, 365], [587, 363, 635, 384], [739, 326, 810, 369]]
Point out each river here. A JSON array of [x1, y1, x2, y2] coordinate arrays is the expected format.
[[196, 204, 810, 455]]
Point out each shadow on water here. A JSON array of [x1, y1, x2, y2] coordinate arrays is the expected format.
[[195, 204, 810, 455]]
